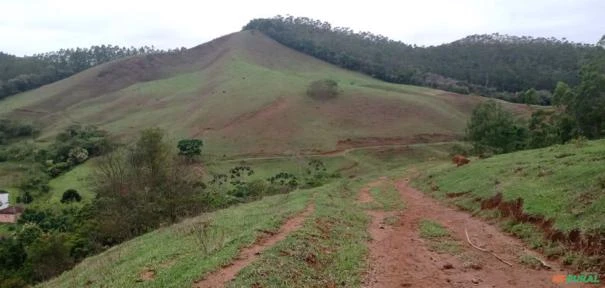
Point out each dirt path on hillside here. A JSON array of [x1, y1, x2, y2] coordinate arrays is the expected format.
[[220, 142, 454, 163], [361, 178, 589, 288], [193, 203, 315, 288]]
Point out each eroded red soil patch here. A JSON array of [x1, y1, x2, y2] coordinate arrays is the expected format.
[[481, 193, 605, 260], [138, 269, 155, 282], [193, 203, 315, 288]]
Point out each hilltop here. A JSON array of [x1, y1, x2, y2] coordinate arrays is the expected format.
[[0, 30, 527, 157]]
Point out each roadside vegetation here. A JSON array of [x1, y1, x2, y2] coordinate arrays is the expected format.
[[412, 139, 605, 272], [419, 219, 462, 255], [363, 181, 404, 211], [462, 48, 605, 156], [230, 180, 368, 287], [0, 124, 111, 205], [0, 126, 342, 287], [38, 186, 312, 288]]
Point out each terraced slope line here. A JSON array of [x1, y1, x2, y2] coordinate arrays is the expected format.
[[193, 203, 315, 288], [363, 178, 587, 288]]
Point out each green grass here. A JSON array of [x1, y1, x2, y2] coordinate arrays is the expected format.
[[38, 188, 313, 288], [0, 162, 28, 194], [412, 139, 605, 233], [206, 155, 357, 180], [37, 175, 371, 288], [501, 221, 547, 249], [0, 224, 14, 237], [419, 219, 450, 238], [519, 254, 544, 269], [346, 142, 455, 172], [382, 215, 399, 226], [45, 161, 94, 205], [229, 179, 369, 287], [419, 219, 461, 254], [368, 183, 404, 211], [411, 139, 605, 271]]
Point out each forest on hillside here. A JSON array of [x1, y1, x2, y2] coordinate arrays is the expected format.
[[0, 45, 184, 99], [244, 16, 604, 104]]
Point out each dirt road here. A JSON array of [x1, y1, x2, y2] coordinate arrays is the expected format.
[[361, 177, 590, 288], [193, 203, 315, 288]]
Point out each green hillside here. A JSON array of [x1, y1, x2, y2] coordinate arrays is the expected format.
[[0, 30, 528, 157], [36, 139, 605, 287], [38, 184, 315, 288]]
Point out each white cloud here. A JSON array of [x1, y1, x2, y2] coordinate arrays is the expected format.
[[1, 0, 603, 55]]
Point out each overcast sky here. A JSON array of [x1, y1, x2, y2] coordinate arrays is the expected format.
[[1, 0, 603, 56]]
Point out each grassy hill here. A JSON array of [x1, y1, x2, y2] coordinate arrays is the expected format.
[[36, 140, 605, 287], [0, 30, 528, 157], [36, 178, 380, 288]]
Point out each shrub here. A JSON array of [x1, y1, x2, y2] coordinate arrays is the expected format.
[[267, 172, 298, 188], [229, 166, 254, 186], [61, 189, 82, 203], [16, 223, 43, 245], [177, 139, 203, 160], [209, 174, 228, 186], [466, 100, 527, 154], [449, 143, 472, 157], [17, 206, 79, 232], [304, 159, 329, 187], [244, 179, 268, 199], [26, 232, 74, 281], [4, 143, 36, 162], [18, 170, 50, 194], [570, 136, 588, 148], [50, 125, 111, 163], [0, 150, 7, 162], [228, 179, 268, 200], [47, 162, 71, 177], [67, 147, 89, 164], [18, 192, 33, 204], [306, 79, 339, 100], [0, 119, 38, 143]]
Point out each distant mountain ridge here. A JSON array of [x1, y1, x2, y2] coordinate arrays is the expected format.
[[0, 45, 182, 100], [451, 33, 593, 46]]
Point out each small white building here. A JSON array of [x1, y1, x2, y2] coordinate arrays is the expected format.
[[0, 192, 8, 210], [0, 192, 22, 223]]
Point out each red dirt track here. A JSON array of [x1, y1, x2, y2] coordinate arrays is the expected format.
[[361, 177, 591, 288], [193, 203, 315, 288]]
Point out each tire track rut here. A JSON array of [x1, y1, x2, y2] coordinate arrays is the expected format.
[[193, 203, 315, 288]]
